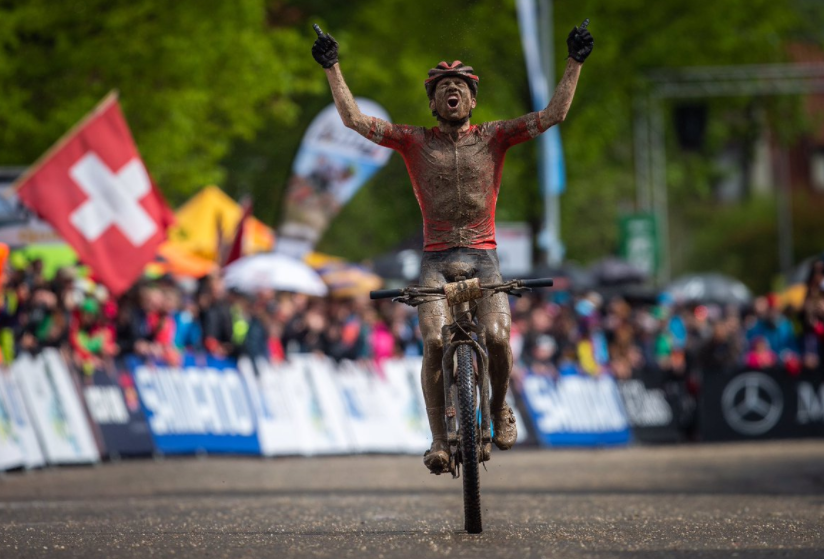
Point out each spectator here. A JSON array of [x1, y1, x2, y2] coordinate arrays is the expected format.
[[198, 274, 236, 358], [745, 336, 778, 369], [70, 296, 117, 374]]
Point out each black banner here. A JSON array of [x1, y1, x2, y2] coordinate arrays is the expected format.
[[80, 363, 155, 457], [699, 368, 824, 442], [618, 373, 686, 444]]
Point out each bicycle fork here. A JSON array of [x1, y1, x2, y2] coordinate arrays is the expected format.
[[440, 298, 492, 477]]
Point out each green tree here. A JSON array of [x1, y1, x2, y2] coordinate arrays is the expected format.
[[224, 0, 806, 269], [0, 0, 321, 203]]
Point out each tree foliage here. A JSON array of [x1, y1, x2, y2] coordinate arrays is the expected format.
[[1, 0, 818, 281], [0, 0, 322, 203], [225, 0, 808, 268]]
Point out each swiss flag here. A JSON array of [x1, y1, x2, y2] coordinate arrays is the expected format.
[[16, 92, 174, 296]]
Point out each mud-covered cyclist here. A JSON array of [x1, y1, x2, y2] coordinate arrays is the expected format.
[[312, 21, 594, 473]]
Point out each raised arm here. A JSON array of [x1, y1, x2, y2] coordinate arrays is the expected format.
[[312, 24, 372, 137], [539, 59, 583, 130], [490, 19, 594, 149], [539, 19, 593, 130]]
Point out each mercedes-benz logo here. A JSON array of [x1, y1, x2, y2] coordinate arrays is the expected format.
[[721, 372, 783, 436]]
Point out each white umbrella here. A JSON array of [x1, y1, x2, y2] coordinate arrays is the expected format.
[[665, 273, 752, 306], [223, 253, 328, 296]]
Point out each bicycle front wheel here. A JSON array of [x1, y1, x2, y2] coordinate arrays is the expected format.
[[457, 344, 482, 533]]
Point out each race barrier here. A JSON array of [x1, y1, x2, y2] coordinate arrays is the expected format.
[[618, 374, 687, 444], [700, 367, 824, 441], [0, 366, 45, 470], [518, 370, 631, 447], [4, 351, 824, 471], [129, 353, 261, 455], [81, 362, 155, 457], [12, 350, 99, 465]]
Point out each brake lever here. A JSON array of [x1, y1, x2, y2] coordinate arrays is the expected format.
[[395, 294, 445, 307], [508, 287, 532, 297]]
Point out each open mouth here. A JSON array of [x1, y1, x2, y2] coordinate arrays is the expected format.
[[447, 95, 460, 109]]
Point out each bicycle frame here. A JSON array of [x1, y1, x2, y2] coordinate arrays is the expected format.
[[439, 277, 491, 476], [370, 274, 553, 533]]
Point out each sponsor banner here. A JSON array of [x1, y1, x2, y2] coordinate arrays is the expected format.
[[292, 354, 352, 454], [129, 353, 260, 455], [0, 370, 26, 470], [238, 356, 307, 456], [278, 99, 393, 256], [0, 368, 45, 469], [519, 371, 631, 447], [80, 363, 155, 457], [700, 368, 824, 441], [335, 359, 414, 453], [618, 377, 683, 443], [381, 357, 431, 453], [12, 350, 99, 464], [239, 356, 351, 456]]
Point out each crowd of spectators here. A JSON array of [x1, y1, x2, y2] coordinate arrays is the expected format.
[[2, 257, 823, 388]]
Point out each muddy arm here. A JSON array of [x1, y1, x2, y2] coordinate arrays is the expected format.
[[324, 64, 373, 137], [539, 19, 593, 130], [539, 59, 582, 130]]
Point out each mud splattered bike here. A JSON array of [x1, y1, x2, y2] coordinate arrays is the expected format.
[[371, 276, 554, 533]]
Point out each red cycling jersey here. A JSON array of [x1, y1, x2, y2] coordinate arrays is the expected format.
[[366, 113, 548, 251]]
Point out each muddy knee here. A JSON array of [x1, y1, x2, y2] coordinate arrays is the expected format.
[[483, 314, 511, 356], [422, 332, 444, 361]]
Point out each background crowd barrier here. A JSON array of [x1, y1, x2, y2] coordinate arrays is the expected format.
[[700, 367, 824, 441], [7, 350, 99, 467], [518, 371, 631, 446], [3, 351, 824, 471]]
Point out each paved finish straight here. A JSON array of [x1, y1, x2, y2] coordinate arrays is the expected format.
[[1, 441, 823, 558]]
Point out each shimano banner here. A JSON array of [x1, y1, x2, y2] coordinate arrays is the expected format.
[[520, 371, 631, 447], [129, 353, 259, 455], [81, 364, 155, 457], [700, 368, 824, 441]]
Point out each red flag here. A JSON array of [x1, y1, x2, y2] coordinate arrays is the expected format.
[[222, 196, 252, 267], [15, 92, 174, 295]]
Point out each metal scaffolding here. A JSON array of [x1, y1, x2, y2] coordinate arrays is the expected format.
[[634, 63, 824, 284]]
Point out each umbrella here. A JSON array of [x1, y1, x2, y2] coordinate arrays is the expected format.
[[589, 257, 648, 286], [665, 273, 752, 306], [786, 253, 824, 286], [223, 253, 327, 296], [305, 252, 383, 298], [531, 262, 596, 292]]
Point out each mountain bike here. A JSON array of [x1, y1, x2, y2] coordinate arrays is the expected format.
[[370, 276, 554, 534]]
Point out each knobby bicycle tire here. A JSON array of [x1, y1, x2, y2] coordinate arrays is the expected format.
[[457, 344, 482, 534]]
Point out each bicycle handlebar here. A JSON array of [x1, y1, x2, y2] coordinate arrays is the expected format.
[[369, 288, 405, 300], [520, 278, 554, 288], [369, 278, 554, 300]]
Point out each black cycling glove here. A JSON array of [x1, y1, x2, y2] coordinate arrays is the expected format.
[[566, 19, 594, 63], [312, 24, 339, 69]]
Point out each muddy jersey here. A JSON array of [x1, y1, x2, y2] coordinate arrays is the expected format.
[[366, 113, 548, 251]]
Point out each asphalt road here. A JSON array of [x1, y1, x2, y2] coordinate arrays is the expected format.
[[1, 441, 823, 558]]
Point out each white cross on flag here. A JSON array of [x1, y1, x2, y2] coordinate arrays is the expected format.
[[15, 92, 174, 295]]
